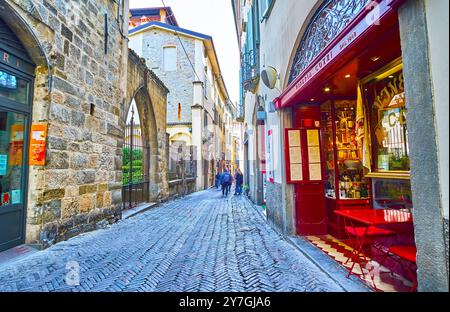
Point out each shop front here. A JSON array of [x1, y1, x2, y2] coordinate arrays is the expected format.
[[0, 18, 35, 252], [275, 0, 417, 291]]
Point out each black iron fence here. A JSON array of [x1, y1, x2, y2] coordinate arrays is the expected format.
[[122, 109, 150, 210]]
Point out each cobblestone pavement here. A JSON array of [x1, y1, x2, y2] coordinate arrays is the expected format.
[[0, 189, 347, 292]]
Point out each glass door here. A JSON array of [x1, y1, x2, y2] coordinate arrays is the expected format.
[[0, 67, 32, 252], [0, 110, 28, 251]]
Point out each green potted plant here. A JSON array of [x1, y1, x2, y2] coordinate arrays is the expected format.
[[243, 185, 250, 197]]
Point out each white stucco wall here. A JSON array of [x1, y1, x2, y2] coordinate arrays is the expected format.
[[129, 33, 143, 55], [425, 0, 449, 219], [259, 0, 320, 184]]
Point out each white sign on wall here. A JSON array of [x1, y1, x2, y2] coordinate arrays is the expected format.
[[266, 129, 274, 183]]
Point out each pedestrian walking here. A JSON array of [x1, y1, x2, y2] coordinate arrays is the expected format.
[[221, 169, 232, 197], [215, 172, 221, 189], [234, 168, 244, 196]]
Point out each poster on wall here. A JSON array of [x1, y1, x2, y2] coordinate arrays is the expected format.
[[29, 124, 48, 166], [9, 124, 24, 166], [11, 190, 21, 205], [266, 129, 274, 183], [0, 154, 7, 176], [1, 192, 10, 206]]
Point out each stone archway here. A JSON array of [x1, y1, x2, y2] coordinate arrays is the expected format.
[[125, 49, 169, 202], [0, 0, 53, 247]]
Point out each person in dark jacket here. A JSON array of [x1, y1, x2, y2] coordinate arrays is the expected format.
[[215, 172, 221, 189], [234, 168, 244, 196], [220, 169, 232, 197]]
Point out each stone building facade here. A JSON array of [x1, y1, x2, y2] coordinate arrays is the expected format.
[[128, 9, 233, 191], [233, 0, 448, 291], [0, 0, 168, 252]]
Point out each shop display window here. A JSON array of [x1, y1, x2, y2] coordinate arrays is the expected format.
[[372, 178, 412, 211], [363, 64, 409, 172], [359, 60, 414, 211], [321, 100, 369, 200], [0, 111, 25, 206]]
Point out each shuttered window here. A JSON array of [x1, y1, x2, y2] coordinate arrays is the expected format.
[[259, 0, 275, 21]]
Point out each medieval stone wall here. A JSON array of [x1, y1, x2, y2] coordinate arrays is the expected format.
[[0, 0, 129, 247], [1, 0, 168, 248]]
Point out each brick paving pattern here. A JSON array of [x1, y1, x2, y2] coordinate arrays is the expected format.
[[0, 189, 345, 292]]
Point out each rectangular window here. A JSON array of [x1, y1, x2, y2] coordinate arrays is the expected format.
[[0, 70, 30, 105], [163, 46, 177, 72], [364, 64, 409, 172]]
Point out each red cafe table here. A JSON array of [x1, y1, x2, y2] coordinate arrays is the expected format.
[[335, 209, 413, 288]]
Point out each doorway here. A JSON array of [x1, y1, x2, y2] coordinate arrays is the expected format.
[[122, 101, 150, 210], [0, 68, 33, 252]]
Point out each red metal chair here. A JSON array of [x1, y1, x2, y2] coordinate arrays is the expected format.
[[381, 245, 417, 292], [344, 225, 396, 285]]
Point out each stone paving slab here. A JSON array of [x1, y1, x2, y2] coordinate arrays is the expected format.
[[0, 189, 361, 292]]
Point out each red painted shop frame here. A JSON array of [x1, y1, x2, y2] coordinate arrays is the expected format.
[[274, 0, 405, 110], [285, 127, 325, 185]]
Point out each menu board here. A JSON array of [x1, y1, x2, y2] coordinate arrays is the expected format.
[[289, 147, 302, 163], [307, 129, 322, 181], [307, 129, 320, 146], [309, 164, 322, 181], [288, 130, 301, 146], [308, 146, 321, 163], [287, 129, 303, 183], [286, 128, 323, 183], [291, 164, 303, 181]]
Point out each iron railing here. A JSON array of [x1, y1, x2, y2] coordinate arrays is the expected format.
[[122, 108, 150, 210], [242, 49, 260, 92]]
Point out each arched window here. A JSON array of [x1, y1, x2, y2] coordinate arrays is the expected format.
[[288, 0, 370, 84], [163, 46, 177, 72]]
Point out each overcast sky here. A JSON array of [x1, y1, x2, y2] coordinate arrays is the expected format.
[[129, 0, 240, 104]]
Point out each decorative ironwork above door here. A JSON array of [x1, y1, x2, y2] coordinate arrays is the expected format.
[[288, 0, 370, 84]]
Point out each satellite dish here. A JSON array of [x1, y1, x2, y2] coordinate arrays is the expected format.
[[261, 66, 278, 90]]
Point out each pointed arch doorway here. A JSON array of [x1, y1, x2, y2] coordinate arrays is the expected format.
[[122, 99, 151, 210]]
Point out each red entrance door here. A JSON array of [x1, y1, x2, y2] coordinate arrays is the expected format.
[[292, 106, 327, 235]]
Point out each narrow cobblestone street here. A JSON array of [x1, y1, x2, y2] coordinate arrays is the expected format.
[[0, 189, 350, 292]]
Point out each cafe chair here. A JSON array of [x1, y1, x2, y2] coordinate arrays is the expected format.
[[344, 225, 396, 287], [379, 245, 417, 292]]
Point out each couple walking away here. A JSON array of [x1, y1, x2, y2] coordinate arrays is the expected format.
[[219, 168, 244, 197]]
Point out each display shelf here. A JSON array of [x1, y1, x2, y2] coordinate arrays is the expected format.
[[321, 99, 371, 203]]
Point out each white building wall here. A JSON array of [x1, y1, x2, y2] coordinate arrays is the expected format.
[[129, 33, 143, 55], [259, 0, 320, 183], [425, 0, 449, 219]]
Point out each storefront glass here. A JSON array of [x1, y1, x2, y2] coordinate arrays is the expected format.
[[0, 111, 26, 206], [372, 178, 413, 210], [0, 70, 30, 106], [364, 65, 409, 172], [321, 100, 370, 200]]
